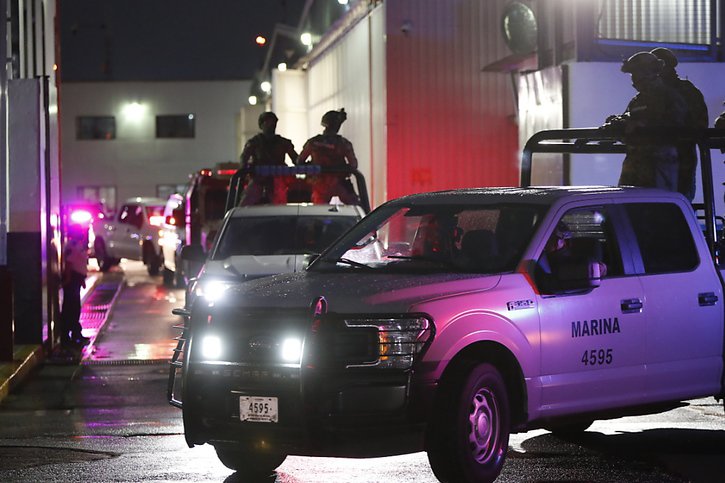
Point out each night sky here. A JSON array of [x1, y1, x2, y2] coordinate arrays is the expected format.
[[59, 0, 308, 82]]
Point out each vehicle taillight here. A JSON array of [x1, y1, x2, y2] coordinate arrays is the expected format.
[[149, 215, 164, 227], [165, 215, 176, 226], [70, 210, 93, 224], [217, 169, 237, 176]]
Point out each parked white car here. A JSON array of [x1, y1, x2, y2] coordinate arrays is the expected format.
[[93, 197, 166, 275]]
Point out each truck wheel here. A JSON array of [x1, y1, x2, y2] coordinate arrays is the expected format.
[[162, 267, 174, 287], [144, 242, 161, 276], [214, 447, 287, 475], [426, 362, 510, 483], [94, 238, 113, 272]]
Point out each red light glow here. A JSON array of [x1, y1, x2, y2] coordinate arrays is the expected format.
[[217, 169, 237, 176]]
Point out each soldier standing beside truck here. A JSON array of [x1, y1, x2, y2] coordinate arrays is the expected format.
[[239, 111, 298, 205]]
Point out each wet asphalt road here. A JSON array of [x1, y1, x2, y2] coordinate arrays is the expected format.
[[0, 261, 723, 482]]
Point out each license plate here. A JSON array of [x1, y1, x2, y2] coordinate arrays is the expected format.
[[239, 396, 278, 423]]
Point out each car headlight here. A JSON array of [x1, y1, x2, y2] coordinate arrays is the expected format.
[[200, 334, 223, 359], [343, 316, 432, 369], [280, 337, 302, 363], [194, 279, 237, 303]]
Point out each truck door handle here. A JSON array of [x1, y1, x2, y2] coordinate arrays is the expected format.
[[620, 298, 643, 313], [698, 292, 718, 306]]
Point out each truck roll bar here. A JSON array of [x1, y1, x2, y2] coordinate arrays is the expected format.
[[521, 127, 725, 260], [224, 164, 371, 214]]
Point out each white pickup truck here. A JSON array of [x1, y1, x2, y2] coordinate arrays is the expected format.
[[93, 197, 166, 275], [169, 128, 725, 482]]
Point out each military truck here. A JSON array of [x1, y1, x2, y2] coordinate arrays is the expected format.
[[168, 128, 725, 482]]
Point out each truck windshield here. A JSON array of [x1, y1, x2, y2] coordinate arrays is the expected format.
[[313, 203, 545, 273], [212, 215, 359, 258]]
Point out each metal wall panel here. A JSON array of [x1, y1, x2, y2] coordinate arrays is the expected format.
[[384, 0, 519, 200], [305, 18, 377, 204]]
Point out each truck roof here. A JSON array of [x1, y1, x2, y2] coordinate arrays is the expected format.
[[226, 203, 365, 218], [385, 185, 687, 207]]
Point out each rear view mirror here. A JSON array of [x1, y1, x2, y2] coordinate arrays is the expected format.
[[173, 207, 185, 227]]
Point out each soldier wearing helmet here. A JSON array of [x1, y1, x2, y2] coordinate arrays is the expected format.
[[239, 111, 298, 205], [605, 51, 688, 193], [297, 108, 360, 205], [650, 47, 708, 200]]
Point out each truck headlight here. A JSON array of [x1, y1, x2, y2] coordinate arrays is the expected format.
[[200, 334, 223, 359], [343, 316, 432, 369], [195, 279, 236, 303], [280, 337, 302, 363]]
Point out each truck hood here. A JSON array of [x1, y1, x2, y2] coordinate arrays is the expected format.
[[200, 254, 315, 280], [220, 271, 502, 313]]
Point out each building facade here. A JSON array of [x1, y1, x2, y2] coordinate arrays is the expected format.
[[60, 80, 260, 211], [0, 0, 61, 352], [271, 0, 725, 209]]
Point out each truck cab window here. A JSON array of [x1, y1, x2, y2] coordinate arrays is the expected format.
[[535, 206, 621, 292], [625, 203, 699, 274]]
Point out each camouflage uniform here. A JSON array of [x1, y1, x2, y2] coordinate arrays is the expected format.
[[297, 109, 359, 205], [652, 48, 709, 200], [239, 112, 298, 205], [616, 52, 689, 192]]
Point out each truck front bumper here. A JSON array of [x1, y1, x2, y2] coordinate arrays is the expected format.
[[183, 361, 435, 456]]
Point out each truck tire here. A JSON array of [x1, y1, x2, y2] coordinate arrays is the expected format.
[[162, 267, 174, 287], [214, 446, 287, 475], [426, 362, 510, 483], [93, 238, 114, 272], [144, 242, 161, 276]]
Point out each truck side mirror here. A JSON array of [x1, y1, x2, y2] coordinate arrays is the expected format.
[[556, 259, 602, 291], [180, 244, 206, 263], [166, 207, 185, 227]]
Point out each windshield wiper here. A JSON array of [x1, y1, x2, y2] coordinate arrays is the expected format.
[[327, 257, 373, 269], [222, 261, 244, 279], [386, 255, 458, 269]]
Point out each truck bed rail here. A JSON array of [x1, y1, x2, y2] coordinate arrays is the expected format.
[[224, 165, 371, 214], [521, 127, 725, 260]]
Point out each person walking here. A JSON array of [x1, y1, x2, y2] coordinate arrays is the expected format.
[[239, 111, 298, 205], [59, 229, 90, 347], [297, 108, 359, 205]]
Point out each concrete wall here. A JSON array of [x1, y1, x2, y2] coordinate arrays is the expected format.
[[60, 80, 253, 209]]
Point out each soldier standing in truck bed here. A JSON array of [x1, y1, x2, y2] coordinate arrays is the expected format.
[[651, 47, 709, 200], [606, 51, 689, 193], [297, 109, 360, 205], [239, 111, 298, 205]]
